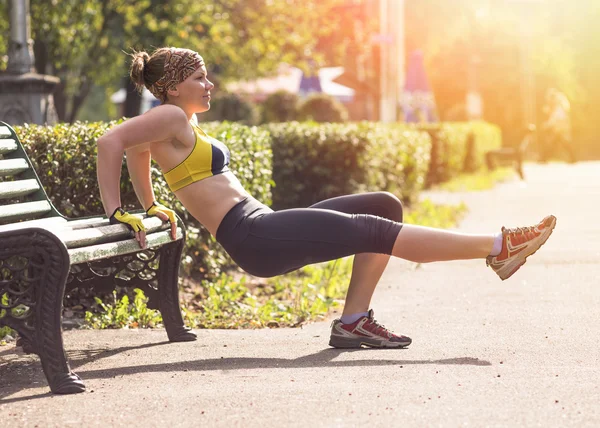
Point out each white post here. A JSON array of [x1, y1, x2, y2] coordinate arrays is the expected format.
[[379, 0, 390, 122], [379, 0, 405, 123], [395, 0, 406, 121]]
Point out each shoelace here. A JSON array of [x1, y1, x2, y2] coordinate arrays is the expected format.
[[505, 226, 535, 236], [368, 317, 394, 337], [333, 316, 397, 338]]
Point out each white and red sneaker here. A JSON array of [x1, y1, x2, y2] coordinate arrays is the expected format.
[[487, 215, 557, 280], [329, 309, 411, 349]]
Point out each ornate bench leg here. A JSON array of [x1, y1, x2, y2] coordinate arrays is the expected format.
[[158, 240, 196, 342], [0, 228, 85, 394]]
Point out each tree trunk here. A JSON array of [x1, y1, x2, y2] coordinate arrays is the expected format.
[[33, 39, 48, 74], [123, 78, 142, 118], [53, 80, 67, 123], [68, 79, 92, 123]]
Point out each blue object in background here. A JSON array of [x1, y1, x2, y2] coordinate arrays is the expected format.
[[299, 60, 323, 96], [402, 50, 438, 123], [299, 72, 322, 96]]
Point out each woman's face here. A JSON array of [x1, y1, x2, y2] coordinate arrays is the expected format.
[[173, 64, 214, 113]]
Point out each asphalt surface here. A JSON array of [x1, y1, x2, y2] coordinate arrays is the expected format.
[[1, 162, 599, 427]]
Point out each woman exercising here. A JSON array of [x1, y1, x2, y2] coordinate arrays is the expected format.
[[96, 47, 556, 349]]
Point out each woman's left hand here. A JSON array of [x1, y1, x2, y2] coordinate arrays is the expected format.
[[146, 202, 178, 240]]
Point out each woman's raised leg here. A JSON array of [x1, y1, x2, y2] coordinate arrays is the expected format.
[[391, 225, 495, 263], [391, 215, 557, 280]]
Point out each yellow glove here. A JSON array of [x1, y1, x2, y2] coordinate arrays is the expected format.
[[109, 207, 146, 232], [146, 202, 178, 240], [146, 202, 176, 225]]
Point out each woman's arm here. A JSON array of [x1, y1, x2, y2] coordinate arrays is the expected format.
[[96, 105, 189, 217], [126, 145, 156, 210]]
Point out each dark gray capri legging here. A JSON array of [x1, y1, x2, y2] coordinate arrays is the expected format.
[[216, 192, 402, 278], [215, 192, 404, 278]]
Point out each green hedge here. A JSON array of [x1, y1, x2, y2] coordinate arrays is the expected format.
[[418, 121, 502, 186], [265, 122, 431, 209], [359, 123, 431, 203]]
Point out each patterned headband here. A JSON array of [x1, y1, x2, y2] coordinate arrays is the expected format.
[[149, 48, 204, 103]]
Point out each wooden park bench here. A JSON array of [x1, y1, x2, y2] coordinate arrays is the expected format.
[[485, 124, 536, 180], [0, 121, 196, 394]]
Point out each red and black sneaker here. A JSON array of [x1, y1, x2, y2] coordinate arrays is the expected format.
[[487, 215, 557, 280], [329, 309, 411, 349]]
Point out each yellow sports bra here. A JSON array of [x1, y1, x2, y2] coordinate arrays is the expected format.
[[163, 124, 230, 191]]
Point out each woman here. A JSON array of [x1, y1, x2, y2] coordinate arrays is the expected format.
[[97, 47, 557, 349]]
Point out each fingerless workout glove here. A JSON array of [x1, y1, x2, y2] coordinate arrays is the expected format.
[[109, 207, 146, 232], [146, 201, 177, 225]]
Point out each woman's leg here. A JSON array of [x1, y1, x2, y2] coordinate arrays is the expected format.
[[308, 192, 402, 316], [392, 225, 495, 262], [233, 196, 554, 282]]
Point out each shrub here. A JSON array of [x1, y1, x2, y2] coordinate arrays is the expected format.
[[297, 93, 349, 123], [418, 122, 502, 186], [201, 92, 259, 125], [264, 121, 431, 209], [261, 90, 299, 123]]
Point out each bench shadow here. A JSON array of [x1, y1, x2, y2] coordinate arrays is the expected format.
[[1, 341, 491, 403]]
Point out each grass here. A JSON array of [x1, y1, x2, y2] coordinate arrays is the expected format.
[[433, 167, 516, 192]]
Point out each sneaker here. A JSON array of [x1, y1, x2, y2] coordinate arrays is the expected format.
[[329, 309, 411, 349], [486, 215, 557, 281]]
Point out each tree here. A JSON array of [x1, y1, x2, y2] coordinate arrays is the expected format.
[[404, 0, 590, 147], [0, 1, 8, 71], [0, 0, 343, 122]]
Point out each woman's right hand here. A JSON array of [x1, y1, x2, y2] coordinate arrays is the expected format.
[[109, 207, 147, 248]]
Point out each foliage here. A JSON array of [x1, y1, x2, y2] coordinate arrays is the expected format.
[[419, 122, 502, 186], [0, 1, 8, 71], [201, 93, 260, 125], [297, 93, 349, 123], [183, 257, 353, 329], [84, 288, 162, 329], [405, 0, 598, 156], [358, 123, 432, 204], [434, 167, 516, 193], [404, 199, 468, 229], [267, 121, 367, 209], [0, 326, 14, 344], [0, 0, 343, 122], [265, 121, 432, 209], [260, 90, 300, 123], [14, 120, 127, 218]]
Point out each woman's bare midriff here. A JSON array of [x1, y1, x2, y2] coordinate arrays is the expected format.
[[173, 171, 252, 237]]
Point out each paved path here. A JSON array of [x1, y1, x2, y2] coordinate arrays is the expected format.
[[1, 162, 599, 427]]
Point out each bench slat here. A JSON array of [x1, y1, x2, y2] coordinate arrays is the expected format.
[[0, 178, 40, 200], [0, 158, 29, 177], [0, 216, 67, 233], [0, 138, 17, 154], [0, 126, 10, 137], [0, 200, 52, 223], [0, 215, 179, 249], [68, 228, 184, 264], [56, 217, 173, 249]]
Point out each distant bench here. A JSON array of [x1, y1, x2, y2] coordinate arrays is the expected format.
[[0, 121, 195, 394], [485, 124, 536, 180]]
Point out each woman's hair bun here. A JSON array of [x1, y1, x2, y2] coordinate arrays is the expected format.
[[129, 50, 151, 92]]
